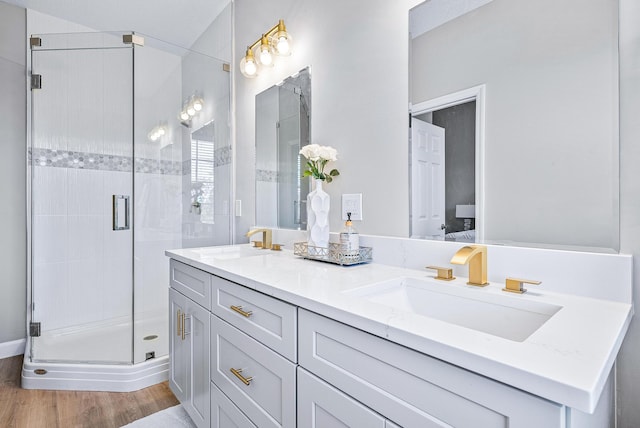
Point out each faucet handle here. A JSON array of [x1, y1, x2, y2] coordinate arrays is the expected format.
[[503, 277, 541, 294], [426, 265, 455, 281]]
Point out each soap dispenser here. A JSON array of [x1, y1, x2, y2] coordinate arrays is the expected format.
[[340, 212, 359, 251]]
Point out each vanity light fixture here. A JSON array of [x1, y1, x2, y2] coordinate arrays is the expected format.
[[240, 19, 293, 78]]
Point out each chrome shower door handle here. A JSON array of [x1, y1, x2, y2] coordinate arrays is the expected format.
[[112, 195, 130, 231]]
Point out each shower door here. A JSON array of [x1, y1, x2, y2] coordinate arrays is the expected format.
[[30, 33, 134, 364]]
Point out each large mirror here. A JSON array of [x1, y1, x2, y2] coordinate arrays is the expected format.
[[255, 67, 311, 229], [409, 0, 619, 249]]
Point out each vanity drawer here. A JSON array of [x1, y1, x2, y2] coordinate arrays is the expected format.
[[211, 315, 296, 428], [211, 382, 257, 428], [298, 309, 564, 428], [170, 259, 211, 310], [211, 275, 297, 362], [297, 367, 386, 428]]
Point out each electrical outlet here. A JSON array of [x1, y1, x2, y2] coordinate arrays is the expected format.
[[342, 194, 363, 221]]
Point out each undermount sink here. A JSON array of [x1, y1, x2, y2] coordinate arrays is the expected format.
[[345, 277, 562, 342], [190, 245, 272, 260]]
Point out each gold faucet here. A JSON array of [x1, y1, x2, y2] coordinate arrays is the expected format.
[[246, 228, 272, 250], [450, 245, 488, 286]]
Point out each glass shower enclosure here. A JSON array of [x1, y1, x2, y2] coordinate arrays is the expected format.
[[28, 31, 231, 370]]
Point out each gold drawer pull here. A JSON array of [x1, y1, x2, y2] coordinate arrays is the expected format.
[[177, 310, 182, 337], [181, 312, 186, 340], [230, 368, 253, 386], [230, 305, 253, 318]]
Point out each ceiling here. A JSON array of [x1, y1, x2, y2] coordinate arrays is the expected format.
[[410, 0, 494, 39], [2, 0, 230, 48]]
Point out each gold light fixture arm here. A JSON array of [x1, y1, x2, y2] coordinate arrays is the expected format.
[[246, 21, 283, 51]]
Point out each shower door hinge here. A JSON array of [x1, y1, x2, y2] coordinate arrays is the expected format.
[[30, 322, 41, 337], [30, 37, 41, 48], [31, 74, 42, 90], [122, 34, 145, 47]]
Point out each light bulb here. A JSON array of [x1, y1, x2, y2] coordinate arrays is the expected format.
[[158, 127, 166, 136], [272, 20, 292, 56], [187, 106, 196, 116], [193, 99, 203, 111], [240, 47, 259, 78], [244, 59, 257, 76], [258, 35, 273, 67], [276, 37, 290, 55], [180, 111, 190, 121], [259, 47, 273, 66]]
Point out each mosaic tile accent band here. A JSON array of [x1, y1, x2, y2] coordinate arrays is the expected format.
[[30, 147, 181, 175], [256, 169, 278, 182], [182, 146, 233, 176]]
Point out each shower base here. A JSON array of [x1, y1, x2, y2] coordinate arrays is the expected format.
[[21, 314, 169, 391], [22, 352, 168, 392]]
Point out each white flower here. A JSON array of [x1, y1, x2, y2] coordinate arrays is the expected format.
[[300, 144, 340, 182], [318, 145, 338, 162], [300, 143, 321, 161]]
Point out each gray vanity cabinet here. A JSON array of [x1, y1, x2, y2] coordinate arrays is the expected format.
[[169, 287, 211, 428], [167, 258, 600, 428], [169, 260, 213, 428]]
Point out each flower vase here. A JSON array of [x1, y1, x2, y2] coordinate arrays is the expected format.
[[307, 179, 330, 249]]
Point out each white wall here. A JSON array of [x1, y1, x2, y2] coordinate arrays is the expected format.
[[234, 0, 409, 243], [0, 1, 26, 344], [411, 0, 618, 249], [234, 0, 640, 424], [616, 0, 640, 425]]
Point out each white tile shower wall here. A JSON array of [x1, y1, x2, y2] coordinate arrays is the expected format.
[[32, 168, 133, 332], [31, 44, 133, 158], [134, 172, 181, 363]]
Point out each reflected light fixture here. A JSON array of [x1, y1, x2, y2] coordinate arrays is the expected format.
[[240, 19, 293, 78], [148, 123, 167, 143], [179, 95, 205, 127]]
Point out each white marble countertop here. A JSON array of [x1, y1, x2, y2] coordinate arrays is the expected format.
[[166, 244, 633, 413]]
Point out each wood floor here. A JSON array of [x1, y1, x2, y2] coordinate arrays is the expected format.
[[0, 355, 179, 428]]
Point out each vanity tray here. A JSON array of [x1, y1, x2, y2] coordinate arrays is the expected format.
[[293, 242, 373, 266]]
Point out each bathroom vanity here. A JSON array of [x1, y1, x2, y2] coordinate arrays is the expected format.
[[166, 241, 632, 428]]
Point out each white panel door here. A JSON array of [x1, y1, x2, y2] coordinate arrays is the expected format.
[[411, 118, 446, 238]]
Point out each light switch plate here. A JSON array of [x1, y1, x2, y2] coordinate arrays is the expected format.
[[342, 194, 363, 221]]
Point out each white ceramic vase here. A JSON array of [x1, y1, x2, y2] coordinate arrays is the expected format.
[[307, 179, 330, 248]]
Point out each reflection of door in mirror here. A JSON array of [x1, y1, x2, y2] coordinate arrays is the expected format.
[[256, 67, 311, 230], [411, 100, 477, 242]]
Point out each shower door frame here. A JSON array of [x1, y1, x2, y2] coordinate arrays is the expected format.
[[27, 32, 138, 365]]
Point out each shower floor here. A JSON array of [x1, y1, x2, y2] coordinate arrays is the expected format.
[[33, 316, 133, 363], [31, 311, 167, 364]]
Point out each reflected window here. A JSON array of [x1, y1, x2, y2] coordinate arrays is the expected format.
[[191, 121, 215, 224]]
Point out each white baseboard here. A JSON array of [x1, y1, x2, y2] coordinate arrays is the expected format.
[[0, 338, 26, 359]]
